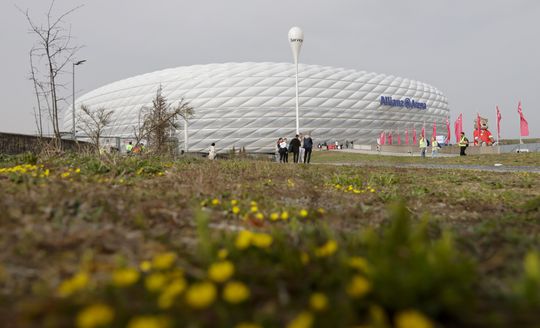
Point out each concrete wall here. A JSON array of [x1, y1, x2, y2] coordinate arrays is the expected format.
[[0, 132, 88, 155]]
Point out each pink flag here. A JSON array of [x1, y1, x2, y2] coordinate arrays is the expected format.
[[388, 131, 393, 145], [432, 121, 437, 139], [446, 117, 451, 144], [518, 101, 529, 136], [454, 114, 463, 143], [421, 126, 425, 138], [380, 131, 385, 145], [413, 128, 417, 144], [397, 130, 402, 145], [496, 106, 501, 140], [405, 129, 409, 145]]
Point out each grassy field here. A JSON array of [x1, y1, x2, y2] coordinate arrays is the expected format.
[[311, 150, 540, 166], [0, 152, 539, 328]]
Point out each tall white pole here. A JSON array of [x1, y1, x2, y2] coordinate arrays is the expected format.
[[288, 27, 303, 135]]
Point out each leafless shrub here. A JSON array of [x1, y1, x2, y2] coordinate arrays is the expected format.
[[77, 104, 113, 152]]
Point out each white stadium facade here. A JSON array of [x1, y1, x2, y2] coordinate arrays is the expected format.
[[64, 62, 450, 153]]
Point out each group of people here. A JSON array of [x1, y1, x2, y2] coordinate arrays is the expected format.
[[277, 133, 313, 164], [418, 132, 470, 157], [125, 141, 145, 154]]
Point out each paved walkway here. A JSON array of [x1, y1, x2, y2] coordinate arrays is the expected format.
[[317, 161, 540, 173]]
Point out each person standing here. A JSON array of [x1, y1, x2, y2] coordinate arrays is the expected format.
[[431, 137, 439, 158], [279, 138, 288, 163], [290, 134, 301, 163], [126, 141, 133, 154], [303, 134, 313, 163], [208, 143, 216, 160], [419, 136, 427, 158], [298, 134, 305, 165], [459, 132, 469, 156]]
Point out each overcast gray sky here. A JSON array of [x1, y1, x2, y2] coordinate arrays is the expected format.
[[1, 0, 538, 139]]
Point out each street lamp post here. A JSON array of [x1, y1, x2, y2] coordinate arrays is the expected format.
[[288, 27, 304, 135], [72, 59, 86, 140]]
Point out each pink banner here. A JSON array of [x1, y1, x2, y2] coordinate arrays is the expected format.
[[446, 117, 451, 144], [518, 101, 529, 136], [405, 129, 409, 145], [496, 106, 501, 140], [454, 113, 463, 143]]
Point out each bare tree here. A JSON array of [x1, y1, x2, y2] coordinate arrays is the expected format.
[[29, 48, 44, 137], [20, 0, 83, 143], [134, 86, 194, 155], [77, 104, 113, 152]]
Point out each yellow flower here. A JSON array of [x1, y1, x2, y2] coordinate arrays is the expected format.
[[208, 261, 235, 283], [299, 209, 308, 218], [186, 281, 217, 309], [280, 211, 289, 220], [250, 201, 257, 206], [232, 206, 241, 214], [223, 281, 250, 304], [235, 323, 262, 328], [251, 233, 272, 248], [300, 252, 310, 265], [270, 212, 280, 221], [61, 172, 71, 178], [286, 311, 313, 328], [309, 292, 328, 311], [370, 188, 376, 193], [76, 304, 114, 328], [231, 199, 238, 206], [346, 275, 371, 298], [348, 256, 370, 272], [152, 252, 176, 270], [58, 272, 90, 297], [145, 273, 167, 292], [158, 278, 187, 309], [218, 248, 229, 260], [316, 208, 325, 214], [112, 268, 140, 287], [315, 240, 338, 257], [75, 168, 81, 173], [395, 310, 434, 328], [334, 184, 342, 189], [524, 251, 540, 281], [211, 198, 220, 206], [127, 315, 171, 328], [255, 212, 264, 220], [139, 261, 152, 272], [235, 230, 253, 250], [250, 205, 259, 213]]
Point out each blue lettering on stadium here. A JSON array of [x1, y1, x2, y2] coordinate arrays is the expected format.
[[379, 96, 427, 110]]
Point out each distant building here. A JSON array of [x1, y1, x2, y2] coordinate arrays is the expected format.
[[65, 62, 449, 152]]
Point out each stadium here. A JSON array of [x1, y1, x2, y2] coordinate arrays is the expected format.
[[64, 62, 450, 153]]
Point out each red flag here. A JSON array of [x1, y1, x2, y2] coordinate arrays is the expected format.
[[446, 117, 451, 144], [405, 129, 409, 145], [496, 106, 501, 140], [380, 131, 385, 145], [518, 101, 529, 136], [397, 130, 401, 145], [454, 114, 463, 143], [388, 131, 393, 145], [421, 126, 425, 138], [432, 121, 437, 139], [413, 128, 417, 144]]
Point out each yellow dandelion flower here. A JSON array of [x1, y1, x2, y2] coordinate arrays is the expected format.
[[251, 233, 272, 248], [218, 248, 229, 260], [335, 184, 342, 189], [287, 311, 313, 328], [223, 281, 250, 304], [346, 275, 371, 298], [75, 168, 81, 174], [395, 310, 434, 328], [370, 188, 375, 193], [316, 208, 326, 214], [44, 169, 50, 177], [185, 281, 217, 309], [309, 292, 328, 311], [314, 240, 338, 257], [157, 278, 187, 309], [280, 211, 289, 220], [112, 268, 140, 287], [145, 273, 167, 292], [232, 206, 241, 214], [211, 198, 220, 206], [270, 212, 280, 221], [255, 212, 264, 220], [235, 323, 262, 328], [61, 172, 70, 178], [300, 252, 310, 265], [353, 189, 361, 194], [76, 303, 114, 328], [231, 199, 239, 206], [250, 200, 257, 206], [57, 272, 90, 297], [347, 185, 353, 191], [348, 256, 370, 272], [299, 209, 308, 218], [524, 251, 540, 281], [139, 261, 152, 272], [127, 315, 171, 328], [250, 205, 259, 213], [208, 261, 234, 283], [235, 230, 253, 250], [152, 252, 176, 270]]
